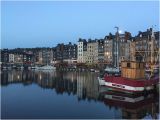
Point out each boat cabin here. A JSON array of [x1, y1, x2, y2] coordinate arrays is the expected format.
[[121, 61, 145, 79]]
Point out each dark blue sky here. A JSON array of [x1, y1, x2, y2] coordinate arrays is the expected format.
[[1, 1, 159, 49]]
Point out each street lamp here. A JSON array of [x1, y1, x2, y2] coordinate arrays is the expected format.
[[119, 30, 123, 34], [115, 26, 119, 34]]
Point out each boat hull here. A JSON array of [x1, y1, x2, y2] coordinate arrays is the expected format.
[[98, 75, 159, 93]]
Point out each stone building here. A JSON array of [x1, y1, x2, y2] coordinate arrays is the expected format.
[[104, 33, 114, 64], [104, 32, 131, 66], [77, 38, 87, 63], [9, 54, 14, 63], [37, 48, 53, 65], [85, 39, 98, 64], [63, 42, 77, 64], [131, 28, 159, 63], [98, 39, 105, 64], [1, 49, 9, 64], [54, 42, 77, 64]]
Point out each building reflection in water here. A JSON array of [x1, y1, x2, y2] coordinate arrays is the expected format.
[[1, 70, 99, 101], [1, 70, 159, 119]]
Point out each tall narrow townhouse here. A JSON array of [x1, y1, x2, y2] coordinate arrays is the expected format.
[[104, 33, 114, 64], [77, 38, 87, 63], [86, 39, 98, 64]]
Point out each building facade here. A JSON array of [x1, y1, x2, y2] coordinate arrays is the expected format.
[[104, 34, 114, 64], [77, 38, 87, 63], [85, 39, 98, 64], [63, 42, 77, 64], [131, 28, 159, 64], [9, 54, 14, 63], [98, 39, 105, 64]]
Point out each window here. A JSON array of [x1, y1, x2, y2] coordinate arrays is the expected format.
[[127, 63, 130, 68]]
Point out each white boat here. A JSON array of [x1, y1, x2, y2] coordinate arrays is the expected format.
[[105, 67, 120, 73], [90, 69, 95, 72], [39, 65, 56, 70], [95, 70, 100, 73], [98, 77, 105, 86], [145, 67, 159, 74], [31, 66, 36, 69]]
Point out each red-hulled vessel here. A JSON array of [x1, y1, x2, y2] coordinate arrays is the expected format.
[[98, 27, 159, 94], [99, 73, 159, 93], [98, 62, 159, 94]]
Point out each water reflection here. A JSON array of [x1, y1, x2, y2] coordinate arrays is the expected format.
[[1, 70, 99, 101], [1, 70, 159, 119], [99, 90, 159, 119]]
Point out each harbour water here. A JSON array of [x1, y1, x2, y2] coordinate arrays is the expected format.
[[1, 70, 159, 119]]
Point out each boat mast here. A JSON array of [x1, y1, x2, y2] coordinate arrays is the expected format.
[[151, 27, 155, 65], [150, 27, 155, 77], [115, 26, 119, 69]]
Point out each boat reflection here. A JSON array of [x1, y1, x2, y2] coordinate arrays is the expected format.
[[100, 90, 159, 119]]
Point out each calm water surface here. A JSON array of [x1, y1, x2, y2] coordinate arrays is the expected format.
[[1, 70, 159, 119]]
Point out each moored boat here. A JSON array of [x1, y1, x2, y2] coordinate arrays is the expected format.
[[95, 70, 100, 73], [90, 69, 95, 72], [101, 74, 159, 93], [99, 61, 159, 94], [39, 65, 56, 70], [98, 27, 159, 94]]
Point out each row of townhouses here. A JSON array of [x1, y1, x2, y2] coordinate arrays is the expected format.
[[1, 28, 159, 67], [1, 42, 77, 66], [78, 28, 159, 66]]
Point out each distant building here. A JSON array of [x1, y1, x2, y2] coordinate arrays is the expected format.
[[1, 49, 9, 64], [38, 48, 53, 65], [104, 34, 113, 64], [119, 32, 132, 62], [77, 38, 87, 63], [98, 39, 105, 64], [103, 32, 131, 66], [14, 53, 23, 64], [52, 47, 57, 64], [131, 28, 159, 63], [23, 51, 34, 65], [63, 42, 77, 64], [56, 43, 64, 63], [85, 39, 98, 64], [55, 42, 77, 64], [9, 54, 14, 63]]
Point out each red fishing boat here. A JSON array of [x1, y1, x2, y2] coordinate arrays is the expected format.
[[99, 72, 159, 93], [98, 27, 159, 94]]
